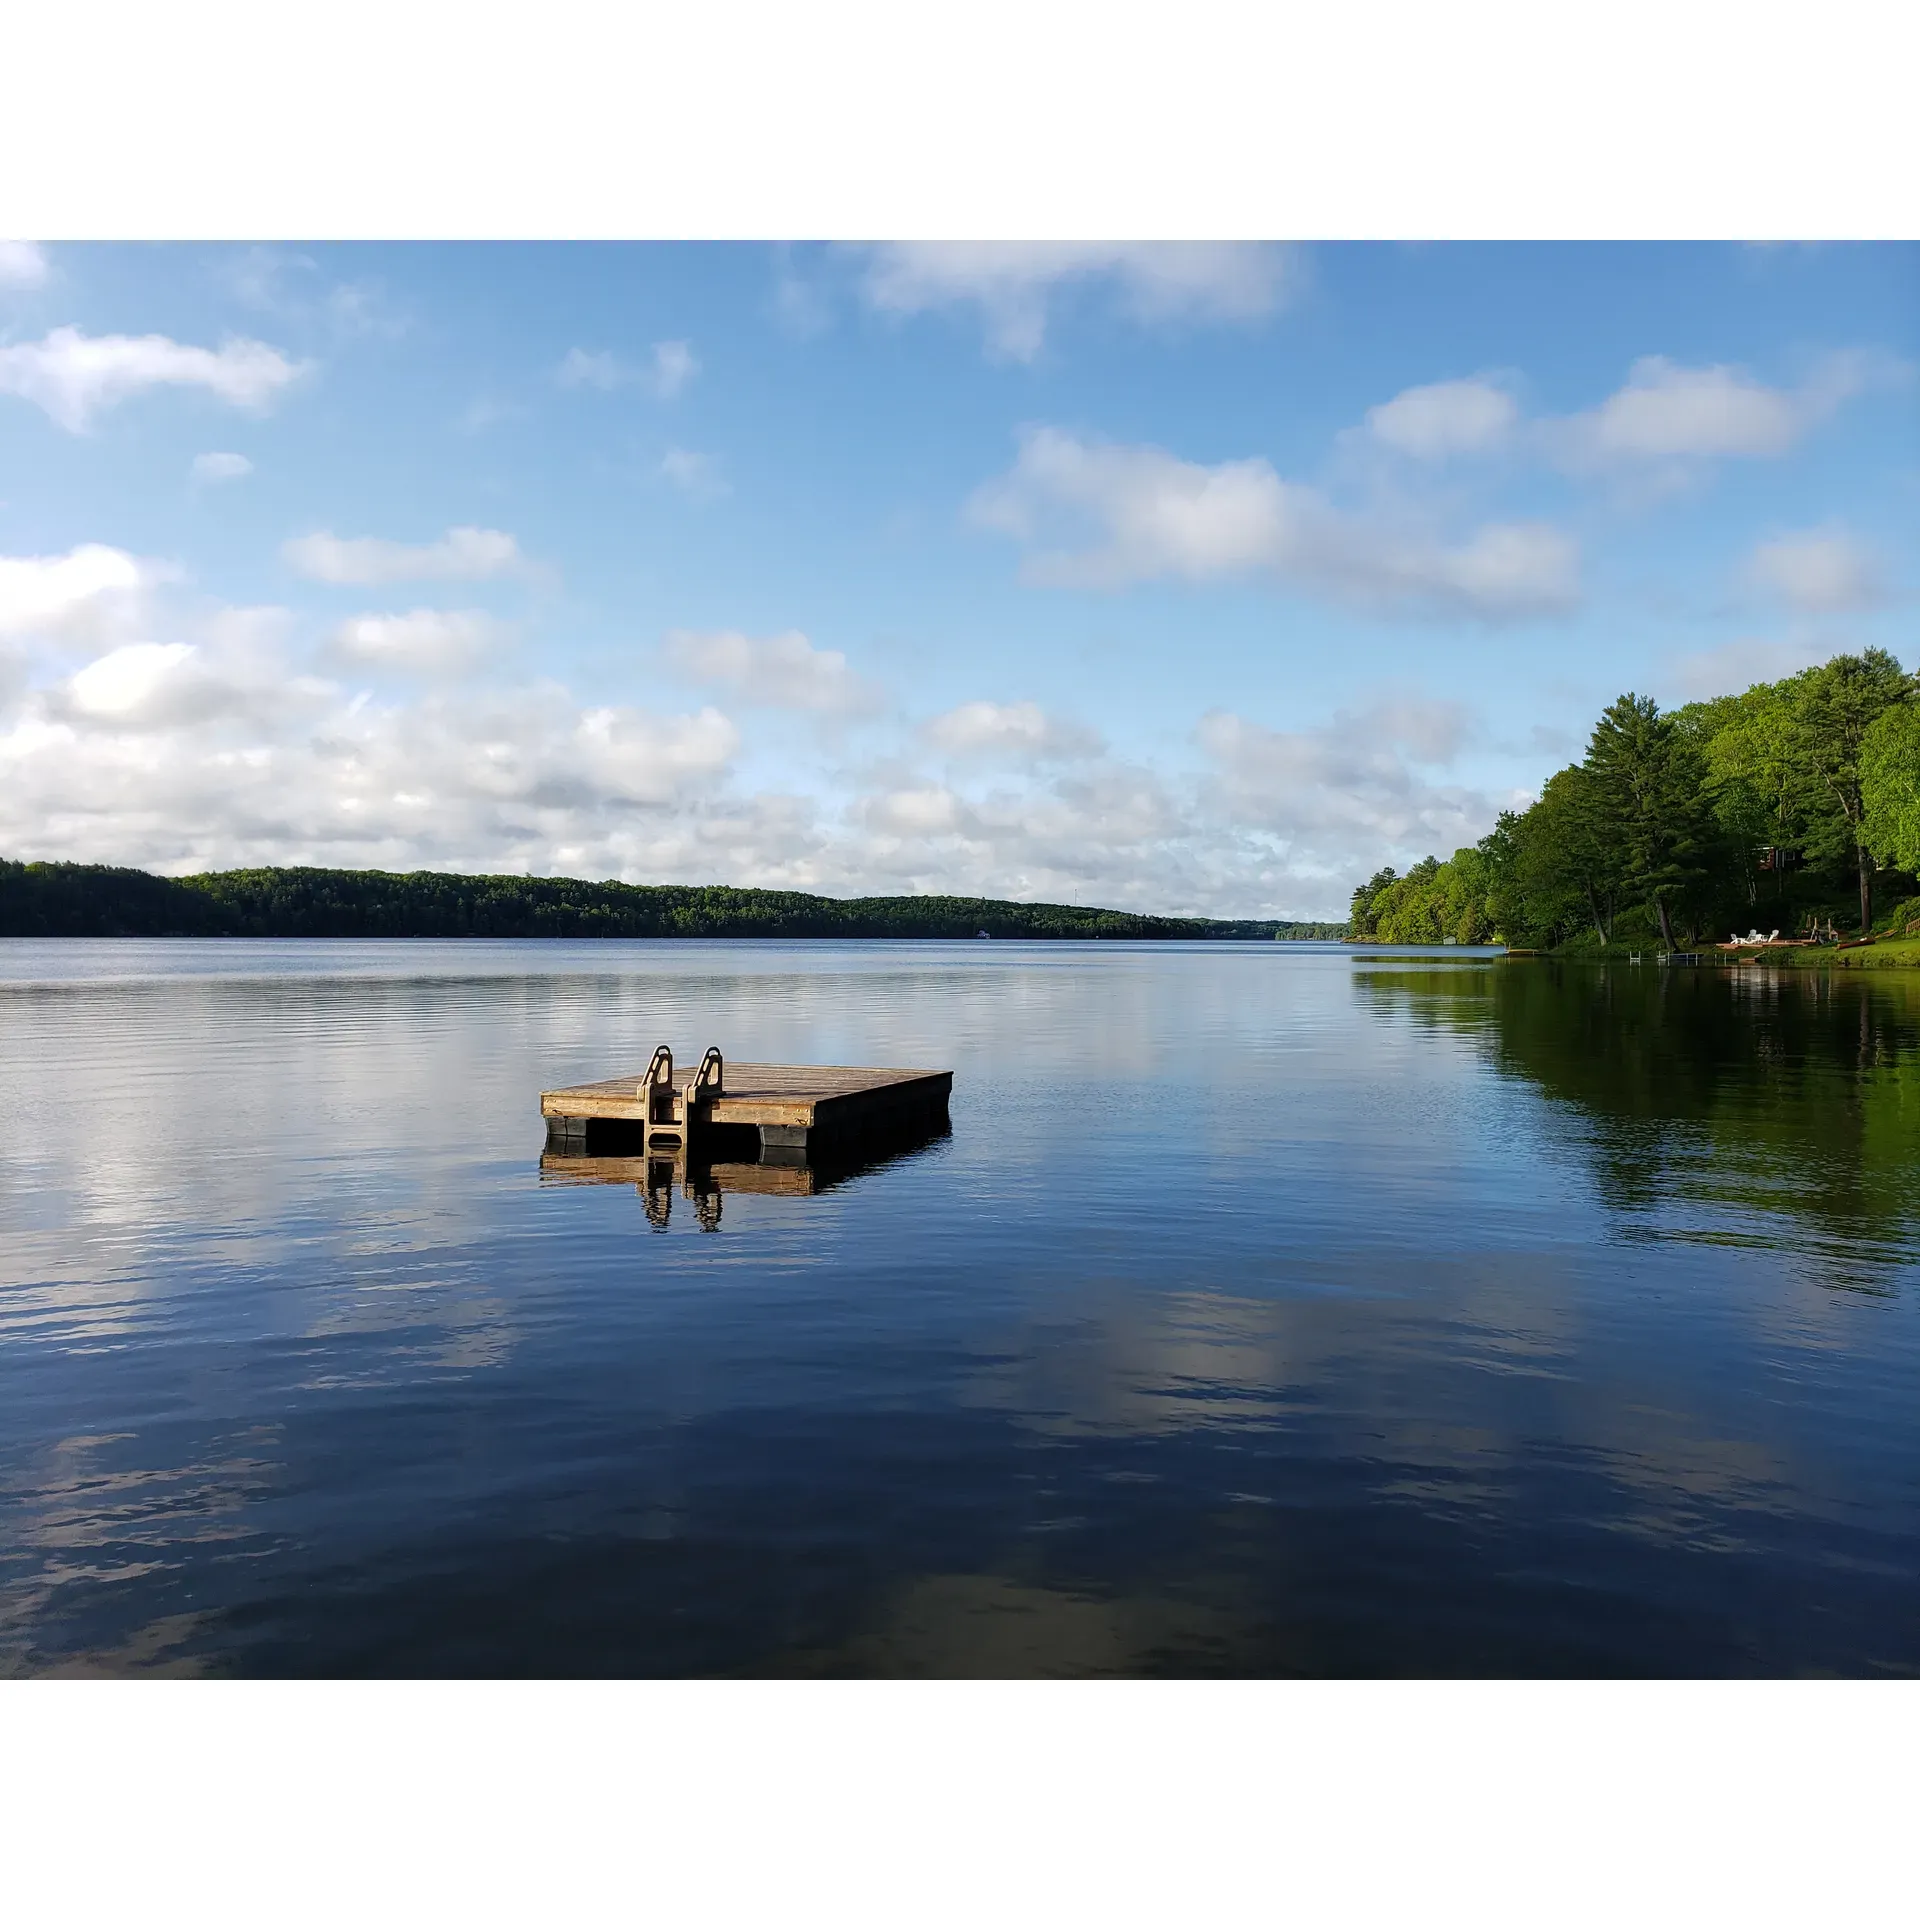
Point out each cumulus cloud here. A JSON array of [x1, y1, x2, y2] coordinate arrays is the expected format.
[[0, 328, 306, 432], [861, 242, 1299, 361], [662, 628, 883, 715], [0, 544, 153, 644], [1197, 696, 1500, 869], [1549, 352, 1877, 471], [35, 605, 316, 736], [848, 757, 1198, 902], [190, 450, 253, 484], [1350, 352, 1894, 494], [0, 241, 49, 289], [4, 589, 1474, 915], [972, 427, 1578, 619], [922, 700, 1101, 762], [283, 526, 525, 585], [1745, 528, 1885, 613], [0, 536, 1514, 919], [1363, 377, 1518, 459], [329, 609, 508, 675], [49, 642, 254, 731], [2, 628, 742, 875], [556, 339, 699, 398]]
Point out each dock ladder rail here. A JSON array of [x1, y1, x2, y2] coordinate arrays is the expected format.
[[639, 1045, 726, 1154]]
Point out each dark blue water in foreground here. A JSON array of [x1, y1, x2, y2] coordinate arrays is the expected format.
[[2, 940, 1917, 1677]]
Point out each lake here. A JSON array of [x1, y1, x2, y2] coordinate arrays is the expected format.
[[2, 939, 1916, 1677]]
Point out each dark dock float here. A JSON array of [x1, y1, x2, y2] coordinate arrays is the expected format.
[[541, 1046, 953, 1158]]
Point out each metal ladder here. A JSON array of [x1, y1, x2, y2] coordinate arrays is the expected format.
[[638, 1045, 724, 1156]]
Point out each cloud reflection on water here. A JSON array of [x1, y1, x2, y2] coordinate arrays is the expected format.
[[1, 944, 1916, 1675]]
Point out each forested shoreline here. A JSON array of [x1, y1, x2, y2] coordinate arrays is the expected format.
[[0, 861, 1344, 941], [1350, 649, 1920, 953]]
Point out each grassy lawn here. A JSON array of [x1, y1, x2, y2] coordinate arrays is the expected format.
[[1738, 933, 1920, 967]]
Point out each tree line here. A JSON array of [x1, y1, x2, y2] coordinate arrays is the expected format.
[[0, 862, 1346, 941], [1349, 649, 1920, 951]]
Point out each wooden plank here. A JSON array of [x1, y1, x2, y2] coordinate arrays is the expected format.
[[540, 1062, 951, 1129]]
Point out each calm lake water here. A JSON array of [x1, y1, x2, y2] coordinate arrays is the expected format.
[[3, 939, 1917, 1677]]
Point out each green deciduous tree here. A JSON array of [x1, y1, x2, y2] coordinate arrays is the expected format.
[[1358, 655, 1918, 958], [1862, 701, 1920, 877], [1786, 649, 1915, 932]]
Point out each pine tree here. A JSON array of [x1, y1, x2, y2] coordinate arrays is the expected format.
[[1584, 693, 1715, 951]]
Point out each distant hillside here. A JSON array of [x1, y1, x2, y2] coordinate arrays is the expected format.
[[0, 862, 1346, 941]]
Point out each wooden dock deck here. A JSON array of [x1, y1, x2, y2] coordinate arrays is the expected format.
[[541, 1048, 952, 1156]]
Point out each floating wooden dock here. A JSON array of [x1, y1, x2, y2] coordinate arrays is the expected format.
[[541, 1046, 953, 1157]]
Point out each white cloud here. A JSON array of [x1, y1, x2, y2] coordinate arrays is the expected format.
[[863, 785, 970, 837], [5, 591, 1475, 916], [1197, 698, 1500, 868], [1745, 528, 1885, 613], [922, 700, 1101, 762], [563, 702, 740, 803], [66, 642, 196, 718], [861, 242, 1298, 361], [0, 241, 49, 289], [0, 328, 306, 432], [37, 606, 314, 735], [2, 635, 742, 875], [659, 447, 727, 499], [1550, 352, 1874, 470], [847, 758, 1199, 903], [555, 339, 699, 398], [190, 451, 253, 484], [0, 544, 151, 642], [0, 551, 1520, 921], [972, 427, 1578, 619], [1364, 377, 1518, 459], [283, 526, 525, 585], [662, 628, 882, 715], [330, 610, 507, 675], [55, 642, 233, 729]]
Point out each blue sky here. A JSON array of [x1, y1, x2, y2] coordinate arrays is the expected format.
[[1, 240, 1913, 917]]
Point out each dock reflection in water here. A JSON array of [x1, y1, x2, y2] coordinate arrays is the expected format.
[[540, 1118, 953, 1229]]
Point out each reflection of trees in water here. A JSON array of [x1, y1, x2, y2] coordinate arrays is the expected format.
[[1353, 963, 1920, 1276]]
